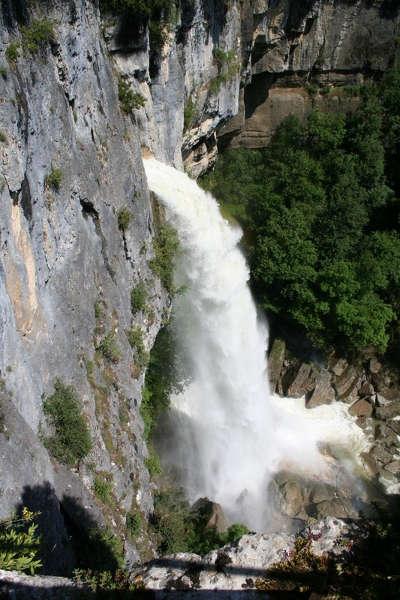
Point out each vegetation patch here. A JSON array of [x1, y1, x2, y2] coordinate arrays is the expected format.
[[150, 223, 179, 293], [141, 325, 184, 441], [183, 96, 196, 131], [209, 47, 239, 95], [117, 207, 132, 231], [21, 19, 54, 54], [5, 42, 19, 63], [0, 508, 42, 575], [118, 78, 145, 114], [45, 167, 62, 191], [93, 472, 114, 507], [42, 379, 92, 466], [97, 332, 121, 363], [127, 326, 148, 368], [0, 131, 7, 144], [126, 511, 142, 538], [151, 487, 248, 555], [130, 282, 147, 314]]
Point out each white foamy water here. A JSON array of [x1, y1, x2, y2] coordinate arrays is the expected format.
[[144, 158, 369, 531]]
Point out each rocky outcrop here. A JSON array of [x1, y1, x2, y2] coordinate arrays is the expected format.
[[219, 0, 400, 149], [134, 517, 354, 594], [268, 338, 400, 497]]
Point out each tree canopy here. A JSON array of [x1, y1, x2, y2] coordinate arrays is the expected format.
[[202, 66, 400, 356]]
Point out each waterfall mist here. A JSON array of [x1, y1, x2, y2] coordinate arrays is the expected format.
[[144, 158, 369, 531]]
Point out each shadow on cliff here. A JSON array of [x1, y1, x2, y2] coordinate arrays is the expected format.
[[14, 482, 120, 576]]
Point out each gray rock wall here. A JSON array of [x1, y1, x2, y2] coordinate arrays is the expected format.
[[0, 0, 168, 570]]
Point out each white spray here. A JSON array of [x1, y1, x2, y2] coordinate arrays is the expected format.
[[144, 158, 369, 531]]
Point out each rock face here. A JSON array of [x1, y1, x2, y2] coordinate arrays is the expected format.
[[0, 0, 168, 571], [219, 0, 400, 149]]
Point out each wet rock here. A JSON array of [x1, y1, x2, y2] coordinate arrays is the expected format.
[[375, 401, 400, 420], [269, 471, 359, 523], [349, 398, 373, 418], [359, 381, 375, 398], [369, 445, 393, 466], [333, 365, 362, 402], [306, 369, 336, 408], [331, 358, 348, 377], [286, 363, 316, 398], [385, 460, 400, 475], [360, 452, 380, 477], [268, 338, 286, 393]]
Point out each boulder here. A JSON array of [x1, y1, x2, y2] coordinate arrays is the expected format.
[[369, 445, 393, 466], [375, 401, 400, 420], [268, 338, 286, 393], [349, 398, 373, 418], [333, 365, 362, 402], [269, 470, 359, 523], [384, 460, 400, 475], [330, 357, 348, 377], [307, 369, 336, 408], [286, 362, 316, 398], [190, 498, 228, 534]]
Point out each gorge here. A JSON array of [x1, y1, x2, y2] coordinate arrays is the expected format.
[[0, 0, 399, 597]]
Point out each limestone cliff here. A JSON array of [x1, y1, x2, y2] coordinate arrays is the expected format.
[[0, 0, 399, 574]]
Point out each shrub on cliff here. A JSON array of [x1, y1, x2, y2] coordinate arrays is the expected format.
[[43, 380, 92, 466], [150, 223, 179, 293]]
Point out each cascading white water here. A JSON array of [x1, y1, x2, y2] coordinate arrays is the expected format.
[[144, 158, 369, 531]]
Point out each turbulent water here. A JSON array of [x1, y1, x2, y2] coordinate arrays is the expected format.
[[144, 158, 368, 531]]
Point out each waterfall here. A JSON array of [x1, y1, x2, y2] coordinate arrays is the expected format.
[[144, 158, 368, 531]]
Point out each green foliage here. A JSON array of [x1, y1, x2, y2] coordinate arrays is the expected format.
[[130, 282, 147, 313], [5, 43, 19, 63], [141, 325, 185, 440], [45, 167, 62, 191], [183, 96, 196, 131], [21, 19, 54, 54], [97, 332, 121, 363], [43, 380, 92, 466], [202, 69, 400, 355], [127, 326, 149, 368], [118, 78, 145, 114], [93, 473, 114, 506], [126, 511, 142, 537], [0, 508, 42, 575], [145, 448, 162, 476], [117, 207, 132, 231], [94, 299, 104, 320], [0, 65, 7, 78], [151, 488, 248, 555], [74, 568, 134, 593], [150, 223, 179, 292], [209, 47, 239, 95]]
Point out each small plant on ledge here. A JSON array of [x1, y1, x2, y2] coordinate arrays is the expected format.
[[118, 78, 145, 114]]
